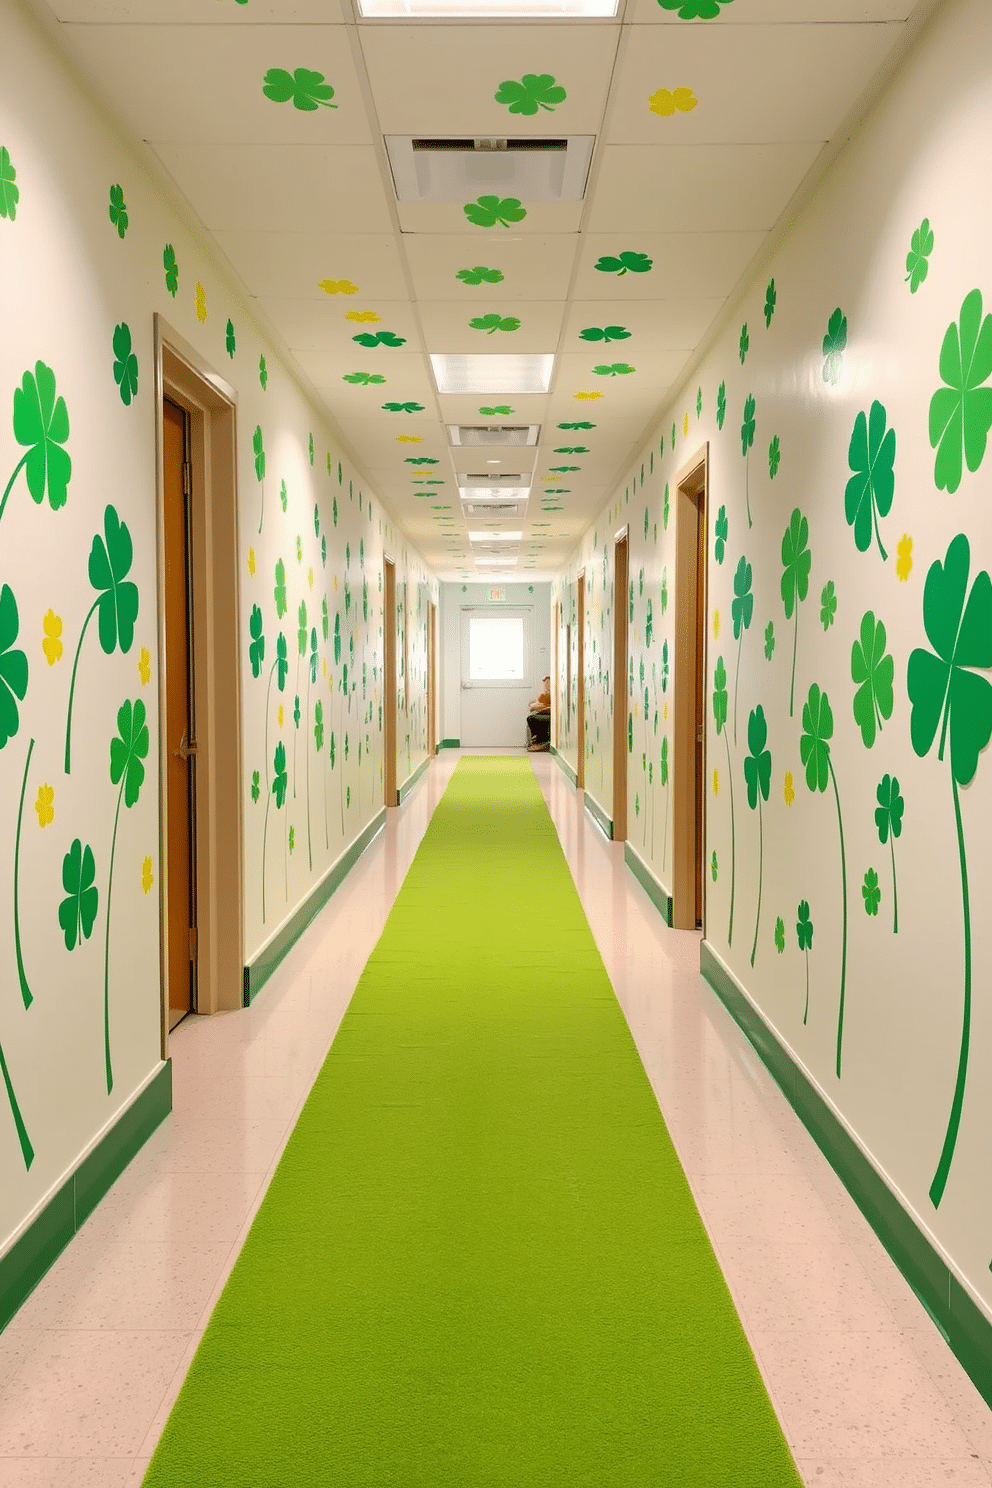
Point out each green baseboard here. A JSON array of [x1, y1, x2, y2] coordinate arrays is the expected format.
[[397, 754, 430, 805], [550, 745, 578, 787], [244, 807, 387, 1005], [699, 939, 992, 1410], [624, 842, 673, 926], [438, 738, 460, 750], [583, 791, 613, 841], [0, 1060, 172, 1334]]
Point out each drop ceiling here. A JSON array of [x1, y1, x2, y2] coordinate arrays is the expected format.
[[34, 0, 922, 581]]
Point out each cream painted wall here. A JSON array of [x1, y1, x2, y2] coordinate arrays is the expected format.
[[565, 0, 992, 1320], [440, 582, 551, 745], [0, 0, 435, 1258]]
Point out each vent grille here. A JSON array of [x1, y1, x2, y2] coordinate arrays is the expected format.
[[448, 425, 539, 448], [464, 501, 527, 518], [464, 471, 526, 482], [385, 135, 594, 203]]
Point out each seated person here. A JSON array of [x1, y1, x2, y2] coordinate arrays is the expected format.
[[526, 676, 552, 751]]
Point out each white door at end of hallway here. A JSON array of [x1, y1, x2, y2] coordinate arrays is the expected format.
[[459, 606, 534, 747]]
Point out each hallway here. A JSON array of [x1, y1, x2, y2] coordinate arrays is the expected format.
[[0, 754, 988, 1485]]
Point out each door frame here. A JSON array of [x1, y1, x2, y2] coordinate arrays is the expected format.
[[672, 444, 709, 931], [576, 571, 586, 791], [613, 527, 629, 843], [383, 556, 397, 805], [427, 599, 437, 756], [153, 315, 244, 1045]]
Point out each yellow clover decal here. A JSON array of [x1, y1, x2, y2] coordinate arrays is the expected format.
[[318, 279, 359, 295], [42, 609, 63, 666], [142, 856, 154, 894], [35, 784, 55, 828], [897, 534, 913, 582], [648, 87, 698, 117], [138, 646, 151, 686], [195, 281, 207, 323], [784, 771, 795, 807]]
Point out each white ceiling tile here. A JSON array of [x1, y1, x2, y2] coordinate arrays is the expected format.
[[403, 235, 580, 300], [213, 232, 409, 300], [153, 145, 393, 234], [52, 1, 344, 17], [575, 231, 765, 298], [360, 25, 620, 134], [60, 24, 372, 145], [609, 23, 903, 144], [628, 0, 914, 22]]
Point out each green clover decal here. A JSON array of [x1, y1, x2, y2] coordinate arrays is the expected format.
[[820, 579, 837, 631], [457, 266, 504, 285], [781, 507, 811, 718], [262, 67, 337, 111], [593, 252, 652, 276], [711, 851, 718, 883], [764, 278, 776, 327], [353, 330, 406, 347], [822, 307, 847, 385], [907, 534, 992, 1206], [3, 738, 34, 1164], [845, 400, 895, 560], [714, 506, 728, 564], [105, 697, 149, 1091], [799, 682, 848, 1078], [580, 326, 631, 344], [861, 868, 881, 917], [731, 555, 753, 743], [495, 73, 567, 115], [905, 218, 934, 294], [64, 505, 139, 772], [480, 405, 515, 416], [874, 773, 903, 935], [768, 434, 781, 480], [343, 372, 386, 385], [0, 146, 19, 221], [592, 363, 635, 376], [774, 917, 785, 954], [274, 558, 287, 618], [851, 610, 894, 749], [664, 482, 670, 530], [108, 183, 128, 239], [259, 355, 268, 390], [739, 323, 749, 364], [558, 420, 596, 430], [764, 621, 775, 661], [656, 0, 735, 17], [59, 838, 99, 952], [2, 361, 72, 524], [382, 401, 425, 413], [112, 323, 139, 407], [929, 289, 992, 494], [743, 705, 772, 968], [740, 393, 756, 527], [226, 319, 236, 358], [163, 243, 179, 297], [713, 655, 735, 946], [469, 314, 521, 334], [716, 380, 727, 430], [251, 769, 260, 804], [797, 900, 813, 1024], [463, 196, 527, 229]]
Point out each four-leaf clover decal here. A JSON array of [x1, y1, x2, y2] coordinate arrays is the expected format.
[[851, 610, 894, 749], [262, 67, 337, 111], [846, 400, 895, 559], [59, 839, 99, 951], [929, 289, 992, 494], [3, 361, 72, 523], [112, 323, 139, 407]]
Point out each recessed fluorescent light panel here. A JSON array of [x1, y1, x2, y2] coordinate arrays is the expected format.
[[362, 0, 616, 16], [468, 531, 523, 543], [459, 487, 531, 503], [431, 354, 554, 396]]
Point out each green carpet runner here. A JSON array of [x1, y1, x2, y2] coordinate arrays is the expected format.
[[144, 757, 801, 1486]]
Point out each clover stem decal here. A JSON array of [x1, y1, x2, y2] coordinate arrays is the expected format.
[[104, 699, 149, 1094], [799, 684, 848, 1077], [712, 657, 735, 946], [929, 771, 973, 1209], [744, 707, 771, 969], [64, 596, 100, 772], [828, 754, 849, 1077], [13, 737, 35, 1010]]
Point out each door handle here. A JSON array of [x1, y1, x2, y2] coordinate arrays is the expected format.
[[174, 730, 198, 761]]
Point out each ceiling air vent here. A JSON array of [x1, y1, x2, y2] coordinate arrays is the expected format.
[[448, 425, 539, 448], [385, 136, 594, 203], [463, 471, 526, 482], [464, 501, 528, 519]]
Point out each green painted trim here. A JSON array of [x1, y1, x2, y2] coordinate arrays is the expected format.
[[438, 738, 460, 750], [624, 843, 673, 927], [550, 745, 577, 788], [397, 754, 430, 805], [584, 791, 613, 841], [700, 940, 992, 1411], [0, 1060, 172, 1334], [244, 807, 387, 1006]]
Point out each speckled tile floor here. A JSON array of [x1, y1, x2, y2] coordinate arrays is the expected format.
[[0, 750, 989, 1487]]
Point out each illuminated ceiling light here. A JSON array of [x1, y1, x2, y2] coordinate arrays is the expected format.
[[468, 531, 523, 543], [362, 0, 617, 16], [430, 354, 554, 396]]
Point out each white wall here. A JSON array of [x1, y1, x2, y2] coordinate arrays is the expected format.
[[440, 583, 551, 745]]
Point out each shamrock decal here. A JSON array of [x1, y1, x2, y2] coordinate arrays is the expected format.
[[163, 243, 179, 296], [59, 838, 99, 952], [861, 868, 881, 917], [716, 380, 727, 430], [318, 279, 359, 295], [768, 434, 781, 480], [249, 605, 265, 679], [342, 372, 386, 385], [851, 610, 894, 749], [105, 697, 150, 1091], [469, 314, 521, 334], [64, 505, 139, 772], [740, 393, 756, 527], [558, 420, 596, 430], [743, 705, 772, 968], [580, 326, 631, 344], [593, 363, 635, 376], [251, 769, 260, 804], [226, 319, 236, 358], [352, 330, 406, 347], [463, 196, 527, 229], [494, 73, 567, 115], [712, 655, 736, 945], [382, 401, 424, 413], [593, 252, 653, 276], [0, 146, 19, 221], [799, 683, 849, 1078], [905, 218, 934, 294], [0, 584, 28, 751], [108, 183, 128, 239], [845, 400, 895, 560], [655, 0, 736, 15], [2, 361, 72, 523], [764, 278, 776, 327], [262, 67, 337, 110], [774, 917, 785, 954], [822, 306, 848, 385], [874, 773, 904, 935], [796, 901, 814, 1024], [731, 555, 753, 743], [739, 323, 749, 364], [648, 87, 697, 116], [479, 405, 515, 416], [780, 507, 811, 717], [764, 621, 775, 662], [929, 289, 992, 494], [112, 323, 139, 407], [457, 265, 504, 285], [820, 579, 837, 631]]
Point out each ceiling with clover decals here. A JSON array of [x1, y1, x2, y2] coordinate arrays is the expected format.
[[39, 0, 919, 579]]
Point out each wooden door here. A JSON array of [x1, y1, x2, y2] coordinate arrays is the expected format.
[[613, 533, 629, 842], [163, 398, 197, 1027], [384, 559, 397, 805], [427, 601, 437, 756], [694, 486, 706, 926]]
